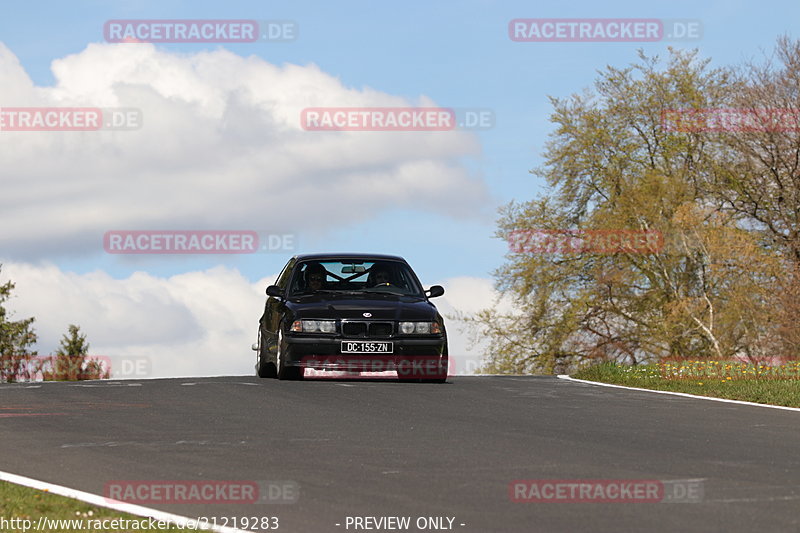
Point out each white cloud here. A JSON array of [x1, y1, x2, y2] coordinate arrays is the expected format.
[[0, 42, 490, 260], [1, 263, 503, 378], [2, 262, 271, 378], [433, 276, 509, 375]]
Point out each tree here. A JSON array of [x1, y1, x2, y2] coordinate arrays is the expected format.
[[703, 36, 800, 358], [0, 266, 38, 382], [472, 45, 791, 374], [706, 36, 800, 264], [42, 324, 108, 381]]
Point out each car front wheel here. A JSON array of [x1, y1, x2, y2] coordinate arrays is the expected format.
[[276, 328, 302, 381], [256, 330, 277, 378]]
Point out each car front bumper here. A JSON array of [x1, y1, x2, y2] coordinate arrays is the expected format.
[[283, 335, 447, 375]]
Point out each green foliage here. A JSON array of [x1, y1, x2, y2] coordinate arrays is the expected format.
[[0, 266, 37, 383], [573, 362, 800, 408], [55, 324, 90, 358], [0, 481, 189, 532], [43, 324, 108, 381], [474, 41, 800, 374], [0, 265, 105, 382]]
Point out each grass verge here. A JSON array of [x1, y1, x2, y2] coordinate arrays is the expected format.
[[0, 480, 194, 532], [572, 361, 800, 408]]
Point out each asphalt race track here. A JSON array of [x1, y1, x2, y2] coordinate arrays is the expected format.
[[0, 376, 798, 532]]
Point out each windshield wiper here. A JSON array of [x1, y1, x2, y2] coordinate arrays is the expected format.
[[294, 290, 341, 296], [360, 289, 407, 296], [298, 289, 369, 295]]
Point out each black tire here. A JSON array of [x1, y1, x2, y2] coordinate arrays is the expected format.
[[256, 330, 277, 378], [431, 348, 449, 384], [430, 354, 450, 383], [276, 329, 302, 381]]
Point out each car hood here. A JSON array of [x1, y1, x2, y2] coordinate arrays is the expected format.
[[286, 293, 439, 321]]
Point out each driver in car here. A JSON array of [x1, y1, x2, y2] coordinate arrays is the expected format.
[[368, 265, 393, 287], [304, 263, 327, 291]]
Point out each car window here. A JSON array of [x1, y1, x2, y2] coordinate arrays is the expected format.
[[289, 260, 423, 296], [275, 258, 296, 289]]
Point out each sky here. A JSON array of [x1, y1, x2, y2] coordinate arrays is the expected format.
[[1, 0, 798, 378]]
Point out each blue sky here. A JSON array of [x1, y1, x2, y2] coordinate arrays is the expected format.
[[3, 0, 796, 280], [1, 0, 797, 375]]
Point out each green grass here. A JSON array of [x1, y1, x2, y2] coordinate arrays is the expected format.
[[572, 361, 800, 408], [0, 481, 192, 532]]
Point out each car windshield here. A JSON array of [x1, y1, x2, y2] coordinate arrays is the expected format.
[[289, 260, 423, 297]]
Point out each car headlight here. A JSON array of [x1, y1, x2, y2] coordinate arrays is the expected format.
[[319, 320, 336, 333], [399, 321, 441, 334], [291, 320, 336, 333], [399, 322, 415, 334]]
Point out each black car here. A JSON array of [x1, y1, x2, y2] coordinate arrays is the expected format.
[[253, 253, 448, 382]]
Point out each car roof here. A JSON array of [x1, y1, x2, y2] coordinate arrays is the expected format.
[[291, 253, 408, 263]]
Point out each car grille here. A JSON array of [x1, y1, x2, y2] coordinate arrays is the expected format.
[[369, 322, 393, 337], [341, 321, 393, 338]]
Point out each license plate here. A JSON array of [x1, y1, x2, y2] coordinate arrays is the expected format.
[[341, 341, 393, 354]]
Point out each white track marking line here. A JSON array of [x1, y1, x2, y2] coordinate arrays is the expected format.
[[558, 375, 800, 412], [0, 470, 251, 533]]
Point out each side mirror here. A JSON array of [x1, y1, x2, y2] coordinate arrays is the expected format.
[[426, 285, 445, 298], [266, 285, 284, 298]]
